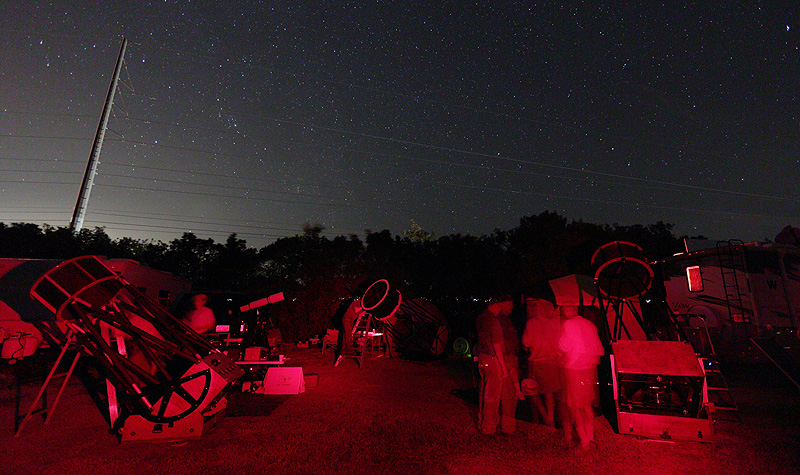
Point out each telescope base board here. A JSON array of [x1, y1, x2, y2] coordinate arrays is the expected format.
[[616, 411, 713, 443], [120, 400, 227, 443]]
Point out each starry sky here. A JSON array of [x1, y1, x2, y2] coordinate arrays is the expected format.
[[1, 2, 798, 249]]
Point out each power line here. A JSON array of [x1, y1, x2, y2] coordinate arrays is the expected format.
[[0, 133, 90, 141], [3, 46, 795, 205], [79, 221, 351, 243], [99, 131, 797, 205], [0, 109, 99, 120], [101, 85, 798, 204], [5, 32, 797, 244], [0, 156, 84, 164], [0, 180, 77, 186], [80, 219, 290, 239], [88, 210, 360, 236], [92, 182, 418, 215]]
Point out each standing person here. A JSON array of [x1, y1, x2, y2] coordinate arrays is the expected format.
[[182, 293, 216, 334], [475, 299, 523, 435], [521, 297, 563, 428], [558, 305, 604, 449], [334, 297, 365, 366]]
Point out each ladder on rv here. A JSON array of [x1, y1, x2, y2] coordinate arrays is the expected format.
[[716, 240, 751, 343], [700, 355, 741, 421], [679, 312, 741, 421]]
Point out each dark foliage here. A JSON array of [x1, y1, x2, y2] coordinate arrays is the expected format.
[[0, 212, 685, 342]]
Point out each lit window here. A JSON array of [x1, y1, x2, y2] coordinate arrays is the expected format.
[[686, 266, 703, 292]]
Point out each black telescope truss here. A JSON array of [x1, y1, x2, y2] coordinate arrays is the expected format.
[[27, 256, 243, 435]]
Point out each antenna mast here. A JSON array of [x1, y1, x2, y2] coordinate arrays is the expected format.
[[70, 38, 128, 233]]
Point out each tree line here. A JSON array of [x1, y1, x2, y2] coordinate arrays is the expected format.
[[0, 212, 684, 343]]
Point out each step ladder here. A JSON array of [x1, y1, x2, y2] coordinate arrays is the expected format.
[[15, 330, 82, 436], [701, 356, 741, 421], [716, 240, 751, 343], [341, 312, 374, 368]]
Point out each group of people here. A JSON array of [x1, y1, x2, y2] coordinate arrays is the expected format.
[[475, 297, 605, 449]]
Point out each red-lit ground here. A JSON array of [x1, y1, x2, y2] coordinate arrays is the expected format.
[[2, 347, 798, 475]]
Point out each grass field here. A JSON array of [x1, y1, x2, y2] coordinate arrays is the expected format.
[[3, 347, 799, 475]]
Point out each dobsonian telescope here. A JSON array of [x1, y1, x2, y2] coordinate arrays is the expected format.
[[22, 256, 244, 442]]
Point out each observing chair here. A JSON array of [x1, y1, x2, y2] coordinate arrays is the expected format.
[[321, 329, 338, 356]]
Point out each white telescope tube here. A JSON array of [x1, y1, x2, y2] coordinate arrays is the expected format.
[[239, 292, 285, 312]]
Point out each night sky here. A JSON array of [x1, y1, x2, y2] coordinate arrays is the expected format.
[[2, 2, 798, 248]]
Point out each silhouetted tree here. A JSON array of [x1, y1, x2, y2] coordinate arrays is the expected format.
[[0, 213, 686, 346], [404, 219, 435, 242], [160, 232, 217, 285], [0, 222, 46, 258], [260, 231, 368, 341], [200, 234, 260, 291], [609, 221, 682, 261], [41, 225, 82, 258], [113, 237, 169, 267], [77, 226, 116, 257]]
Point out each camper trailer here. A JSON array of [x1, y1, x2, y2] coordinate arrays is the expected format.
[[103, 258, 190, 308], [655, 240, 800, 349], [0, 257, 190, 361]]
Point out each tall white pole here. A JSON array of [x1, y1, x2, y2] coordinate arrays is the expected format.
[[70, 38, 128, 233]]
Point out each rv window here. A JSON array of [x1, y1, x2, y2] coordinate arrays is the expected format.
[[686, 266, 703, 292]]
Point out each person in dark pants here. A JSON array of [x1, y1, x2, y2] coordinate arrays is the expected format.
[[333, 296, 365, 366], [475, 299, 523, 435]]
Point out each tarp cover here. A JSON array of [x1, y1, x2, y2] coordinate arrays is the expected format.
[[0, 259, 62, 323], [383, 298, 448, 358]]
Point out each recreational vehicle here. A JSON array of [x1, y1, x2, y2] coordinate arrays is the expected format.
[[655, 240, 800, 351]]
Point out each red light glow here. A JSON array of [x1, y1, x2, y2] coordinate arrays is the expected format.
[[686, 266, 703, 292]]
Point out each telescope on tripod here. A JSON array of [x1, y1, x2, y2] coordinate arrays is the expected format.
[[239, 293, 285, 313]]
